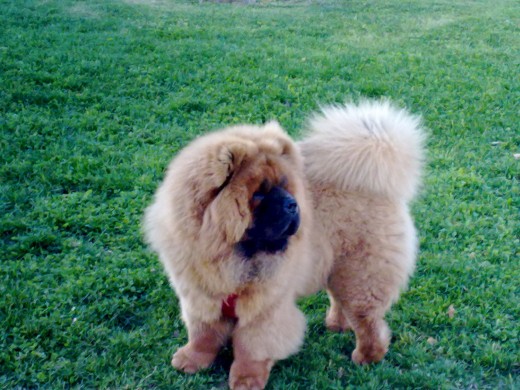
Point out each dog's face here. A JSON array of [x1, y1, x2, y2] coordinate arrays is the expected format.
[[167, 122, 307, 260]]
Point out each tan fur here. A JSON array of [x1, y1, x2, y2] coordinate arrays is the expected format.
[[144, 101, 425, 389]]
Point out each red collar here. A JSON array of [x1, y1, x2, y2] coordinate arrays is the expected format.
[[221, 294, 238, 320]]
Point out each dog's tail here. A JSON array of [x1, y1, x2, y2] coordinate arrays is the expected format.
[[299, 100, 426, 202]]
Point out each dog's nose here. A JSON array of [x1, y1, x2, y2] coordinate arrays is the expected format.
[[284, 198, 298, 215]]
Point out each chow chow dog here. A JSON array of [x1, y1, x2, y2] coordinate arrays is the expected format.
[[144, 100, 425, 389]]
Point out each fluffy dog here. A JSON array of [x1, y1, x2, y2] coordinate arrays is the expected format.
[[144, 100, 425, 389]]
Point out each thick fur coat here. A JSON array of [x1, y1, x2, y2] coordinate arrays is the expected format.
[[144, 100, 425, 389]]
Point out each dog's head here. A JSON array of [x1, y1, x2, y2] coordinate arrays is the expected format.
[[163, 121, 308, 260]]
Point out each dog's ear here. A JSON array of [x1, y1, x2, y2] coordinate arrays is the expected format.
[[210, 141, 255, 191], [262, 121, 295, 156], [199, 142, 255, 244], [263, 120, 285, 133]]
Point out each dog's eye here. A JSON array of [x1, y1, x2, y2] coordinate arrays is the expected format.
[[253, 193, 265, 202], [251, 192, 265, 208]]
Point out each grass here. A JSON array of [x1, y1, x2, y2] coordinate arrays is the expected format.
[[1, 0, 518, 388]]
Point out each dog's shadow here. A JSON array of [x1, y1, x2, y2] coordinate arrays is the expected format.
[[212, 343, 234, 374]]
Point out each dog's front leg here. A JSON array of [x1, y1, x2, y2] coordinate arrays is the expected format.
[[172, 319, 233, 374], [229, 343, 274, 390], [229, 299, 306, 390]]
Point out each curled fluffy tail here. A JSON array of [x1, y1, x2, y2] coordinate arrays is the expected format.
[[299, 100, 426, 202]]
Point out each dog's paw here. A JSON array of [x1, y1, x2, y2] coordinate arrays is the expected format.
[[231, 376, 266, 390], [229, 359, 273, 390], [171, 345, 215, 374], [351, 348, 370, 365], [351, 345, 387, 365]]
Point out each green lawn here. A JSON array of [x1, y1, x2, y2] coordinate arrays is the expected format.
[[1, 0, 518, 388]]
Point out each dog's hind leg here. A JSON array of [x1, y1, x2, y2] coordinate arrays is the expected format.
[[327, 265, 393, 364], [345, 306, 391, 364], [327, 207, 417, 364], [325, 291, 351, 332], [326, 240, 411, 365]]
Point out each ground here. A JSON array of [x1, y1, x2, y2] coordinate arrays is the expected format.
[[1, 0, 518, 388]]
